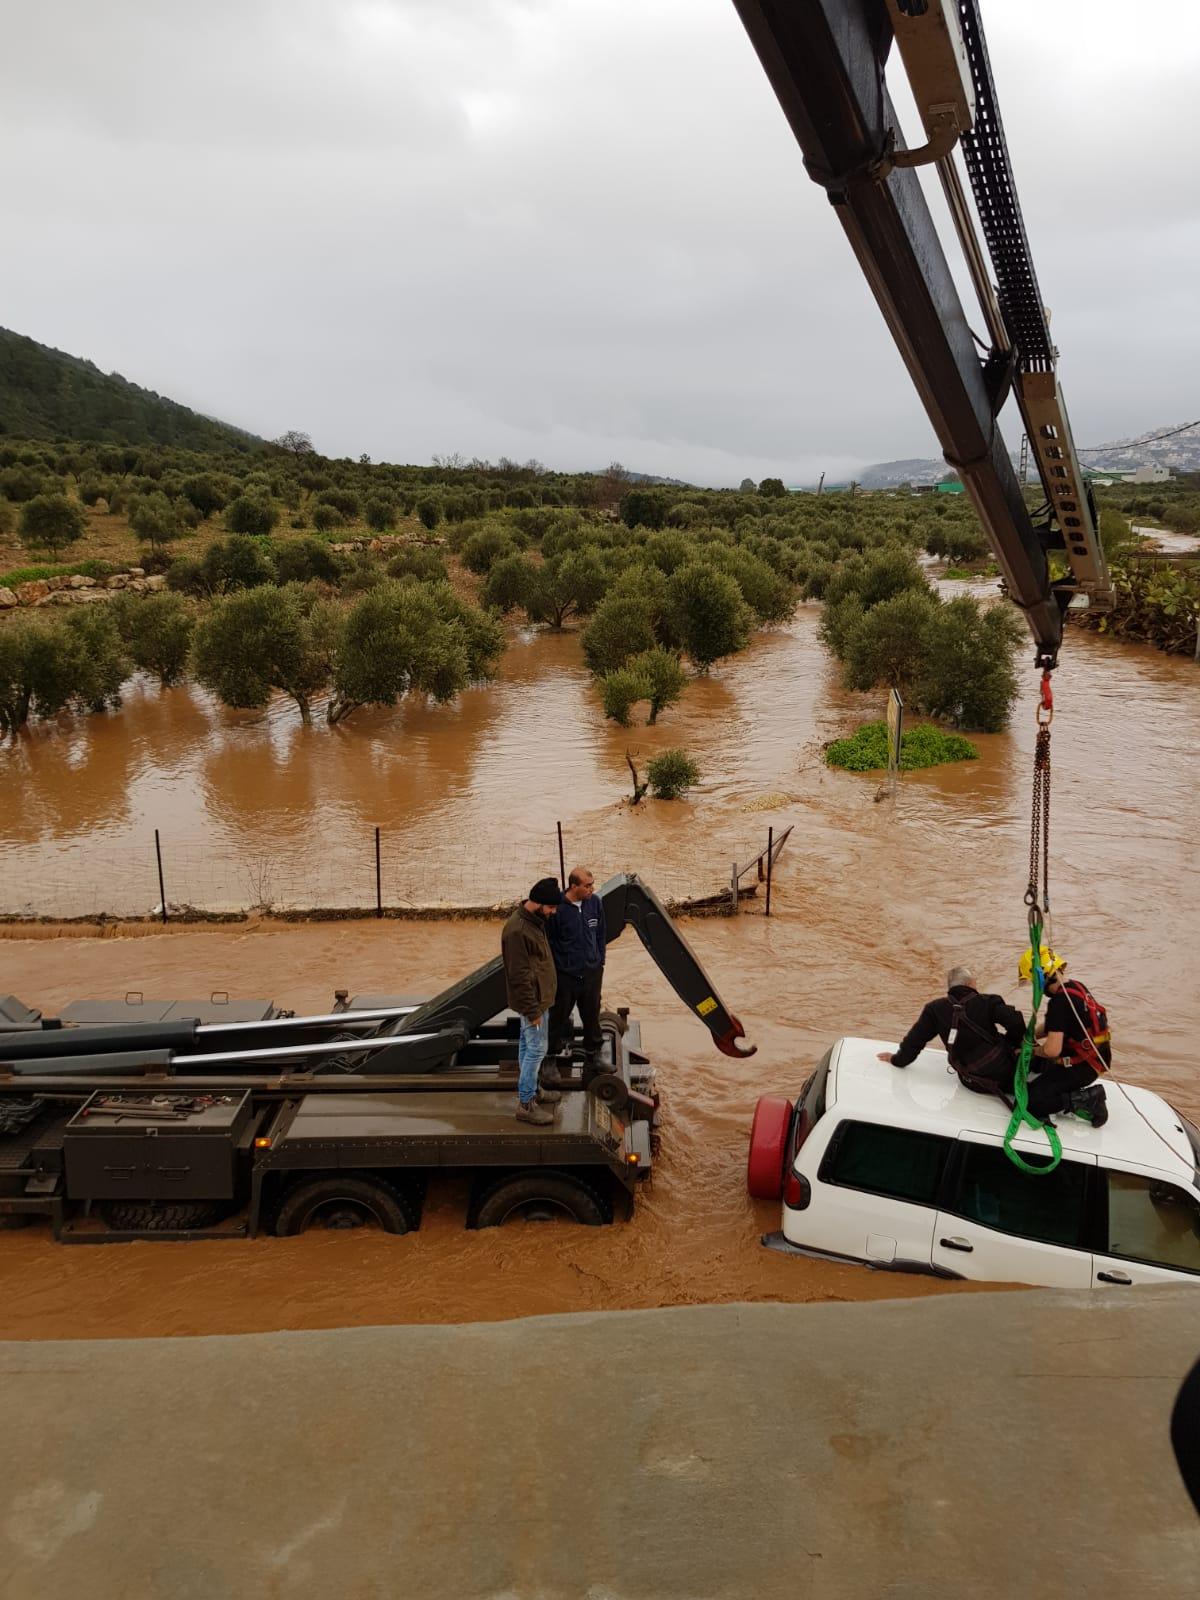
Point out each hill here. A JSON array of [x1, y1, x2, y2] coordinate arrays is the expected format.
[[858, 422, 1200, 489], [0, 327, 259, 453]]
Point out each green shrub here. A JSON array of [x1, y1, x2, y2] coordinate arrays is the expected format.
[[317, 488, 360, 520], [600, 667, 646, 726], [416, 497, 441, 531], [167, 534, 275, 597], [824, 720, 979, 772], [365, 495, 398, 531], [273, 536, 340, 586], [915, 598, 1021, 732], [312, 503, 343, 532], [482, 551, 536, 612], [225, 493, 277, 537], [180, 474, 228, 519], [460, 527, 516, 575], [647, 748, 700, 799], [386, 546, 449, 585]]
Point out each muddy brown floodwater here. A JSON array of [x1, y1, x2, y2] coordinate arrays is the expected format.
[[0, 609, 1197, 1338]]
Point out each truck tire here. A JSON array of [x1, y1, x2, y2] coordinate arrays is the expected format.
[[273, 1175, 416, 1237], [473, 1171, 610, 1228], [101, 1200, 223, 1232], [747, 1095, 794, 1199]]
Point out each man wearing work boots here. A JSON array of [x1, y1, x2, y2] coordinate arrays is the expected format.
[[501, 878, 563, 1125], [547, 865, 607, 1080], [878, 965, 1025, 1097], [1021, 946, 1110, 1127]]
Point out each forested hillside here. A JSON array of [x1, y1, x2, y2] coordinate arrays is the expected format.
[[0, 328, 258, 452]]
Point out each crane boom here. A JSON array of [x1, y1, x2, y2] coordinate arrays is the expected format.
[[730, 0, 1111, 667]]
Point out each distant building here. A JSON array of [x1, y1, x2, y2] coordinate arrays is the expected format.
[[1122, 464, 1171, 484]]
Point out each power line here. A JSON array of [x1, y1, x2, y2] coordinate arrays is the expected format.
[[1077, 419, 1200, 453]]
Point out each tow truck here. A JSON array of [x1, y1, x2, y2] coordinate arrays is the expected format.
[[0, 874, 752, 1242]]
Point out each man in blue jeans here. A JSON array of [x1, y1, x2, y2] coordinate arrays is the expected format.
[[501, 878, 562, 1125], [547, 865, 607, 1078]]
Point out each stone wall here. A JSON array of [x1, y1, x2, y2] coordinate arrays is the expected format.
[[0, 568, 166, 610]]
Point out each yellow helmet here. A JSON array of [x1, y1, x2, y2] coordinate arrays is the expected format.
[[1018, 945, 1066, 984]]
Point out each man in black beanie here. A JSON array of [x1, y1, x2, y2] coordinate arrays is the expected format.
[[501, 877, 562, 1124]]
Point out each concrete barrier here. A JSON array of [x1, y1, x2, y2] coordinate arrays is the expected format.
[[3, 1287, 1200, 1598]]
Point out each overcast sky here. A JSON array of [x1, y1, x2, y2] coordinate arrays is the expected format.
[[2, 1, 1197, 484]]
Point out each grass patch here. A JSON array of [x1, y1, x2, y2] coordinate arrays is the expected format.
[[825, 719, 980, 773], [0, 558, 121, 587]]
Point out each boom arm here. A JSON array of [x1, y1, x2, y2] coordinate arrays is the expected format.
[[397, 873, 755, 1059], [730, 0, 1111, 666]]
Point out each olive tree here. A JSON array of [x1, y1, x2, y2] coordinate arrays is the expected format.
[[130, 491, 184, 553], [112, 592, 196, 687], [329, 581, 503, 724], [19, 493, 86, 556], [665, 561, 752, 670], [192, 583, 339, 723]]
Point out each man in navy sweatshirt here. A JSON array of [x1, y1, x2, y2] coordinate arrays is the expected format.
[[547, 865, 607, 1072]]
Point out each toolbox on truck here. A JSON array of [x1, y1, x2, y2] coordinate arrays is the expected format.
[[63, 1091, 254, 1201]]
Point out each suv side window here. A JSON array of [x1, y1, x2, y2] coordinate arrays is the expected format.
[[822, 1121, 953, 1207], [1105, 1171, 1200, 1275], [948, 1142, 1089, 1249]]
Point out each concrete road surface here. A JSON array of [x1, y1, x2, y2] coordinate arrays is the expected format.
[[3, 1287, 1200, 1599]]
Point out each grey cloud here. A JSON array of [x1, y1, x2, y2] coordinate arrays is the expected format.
[[1, 0, 1196, 483]]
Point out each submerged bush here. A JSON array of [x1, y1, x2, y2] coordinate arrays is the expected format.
[[824, 720, 979, 773], [647, 748, 700, 800]]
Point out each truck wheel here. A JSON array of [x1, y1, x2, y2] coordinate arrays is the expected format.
[[473, 1171, 610, 1228], [273, 1175, 416, 1237], [747, 1095, 794, 1199], [101, 1201, 223, 1232]]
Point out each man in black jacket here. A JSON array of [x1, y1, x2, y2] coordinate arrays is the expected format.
[[877, 965, 1026, 1096], [547, 865, 607, 1072]]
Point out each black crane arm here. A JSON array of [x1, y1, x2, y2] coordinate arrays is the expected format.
[[396, 872, 755, 1059], [729, 0, 1111, 666]]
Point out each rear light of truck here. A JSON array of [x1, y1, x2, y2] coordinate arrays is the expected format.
[[783, 1170, 810, 1210]]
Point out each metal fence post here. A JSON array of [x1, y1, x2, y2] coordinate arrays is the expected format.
[[154, 829, 168, 925], [730, 861, 739, 917], [375, 826, 382, 917], [557, 820, 566, 889], [766, 826, 774, 917]]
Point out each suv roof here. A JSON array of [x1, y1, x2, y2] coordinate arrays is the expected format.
[[830, 1037, 1195, 1183]]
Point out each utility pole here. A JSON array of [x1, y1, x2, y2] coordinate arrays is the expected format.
[[816, 471, 825, 497]]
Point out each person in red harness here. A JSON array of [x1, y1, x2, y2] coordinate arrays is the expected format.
[[1020, 946, 1110, 1127]]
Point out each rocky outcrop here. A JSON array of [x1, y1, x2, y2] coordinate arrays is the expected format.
[[0, 587, 17, 609], [15, 580, 50, 605]]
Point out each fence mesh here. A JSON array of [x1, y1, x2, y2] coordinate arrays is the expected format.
[[0, 820, 792, 922]]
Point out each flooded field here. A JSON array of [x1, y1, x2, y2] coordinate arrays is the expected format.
[[1, 611, 1197, 1338]]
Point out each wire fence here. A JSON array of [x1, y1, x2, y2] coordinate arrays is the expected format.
[[0, 819, 795, 923]]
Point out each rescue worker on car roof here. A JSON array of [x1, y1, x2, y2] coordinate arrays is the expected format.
[[878, 965, 1025, 1096], [1020, 946, 1110, 1127]]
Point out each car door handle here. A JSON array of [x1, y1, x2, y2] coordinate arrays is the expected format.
[[939, 1236, 974, 1253], [1097, 1269, 1133, 1285]]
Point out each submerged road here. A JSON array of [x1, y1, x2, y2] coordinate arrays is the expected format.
[[2, 1288, 1199, 1599]]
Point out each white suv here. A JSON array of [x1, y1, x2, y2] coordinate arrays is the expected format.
[[748, 1037, 1200, 1288]]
